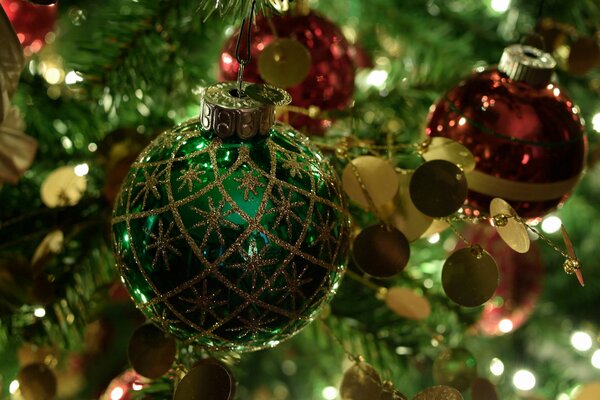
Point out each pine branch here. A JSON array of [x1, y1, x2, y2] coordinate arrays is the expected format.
[[62, 0, 181, 93], [0, 220, 116, 351], [198, 0, 275, 19]]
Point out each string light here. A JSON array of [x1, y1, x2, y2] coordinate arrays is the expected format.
[[65, 70, 84, 85], [427, 233, 441, 244], [61, 136, 73, 150], [592, 113, 600, 133], [489, 358, 504, 376], [9, 380, 19, 394], [44, 67, 63, 85], [513, 369, 536, 391], [571, 331, 593, 351], [110, 387, 125, 400], [74, 163, 89, 177], [365, 69, 389, 89], [396, 346, 412, 355], [541, 215, 562, 234], [322, 386, 338, 400], [491, 0, 511, 12], [34, 307, 46, 318], [591, 350, 600, 369], [498, 318, 514, 333]]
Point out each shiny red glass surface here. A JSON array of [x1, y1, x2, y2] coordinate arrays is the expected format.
[[1, 0, 57, 52], [219, 11, 355, 135], [427, 68, 587, 217]]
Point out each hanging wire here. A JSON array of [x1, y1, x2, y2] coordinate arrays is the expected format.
[[537, 0, 547, 20], [514, 0, 548, 51], [519, 32, 547, 51], [234, 0, 257, 96], [520, 0, 548, 53]]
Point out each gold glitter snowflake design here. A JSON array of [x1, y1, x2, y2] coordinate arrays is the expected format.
[[112, 119, 349, 351]]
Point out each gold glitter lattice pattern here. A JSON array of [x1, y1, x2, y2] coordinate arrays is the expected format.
[[111, 119, 349, 351]]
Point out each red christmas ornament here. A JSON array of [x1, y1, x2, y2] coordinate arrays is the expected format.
[[1, 0, 57, 54], [460, 224, 544, 336], [427, 45, 587, 218], [349, 43, 374, 70], [219, 10, 355, 135]]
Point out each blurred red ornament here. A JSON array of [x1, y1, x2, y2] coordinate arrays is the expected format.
[[108, 280, 131, 302], [349, 43, 374, 70], [219, 10, 355, 135], [460, 224, 544, 336], [101, 370, 146, 400], [427, 45, 586, 218], [1, 0, 57, 54]]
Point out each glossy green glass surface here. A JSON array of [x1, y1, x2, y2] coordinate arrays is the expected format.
[[111, 119, 349, 351]]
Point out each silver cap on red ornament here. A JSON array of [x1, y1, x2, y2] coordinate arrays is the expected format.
[[498, 44, 556, 87], [200, 82, 291, 140]]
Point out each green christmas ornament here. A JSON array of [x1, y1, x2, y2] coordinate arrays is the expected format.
[[111, 82, 349, 352]]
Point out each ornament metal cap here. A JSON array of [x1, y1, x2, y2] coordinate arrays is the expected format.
[[200, 82, 291, 140], [498, 44, 556, 87]]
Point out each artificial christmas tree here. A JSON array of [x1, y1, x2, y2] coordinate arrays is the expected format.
[[0, 0, 599, 399]]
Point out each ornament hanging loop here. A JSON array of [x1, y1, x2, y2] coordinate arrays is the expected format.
[[536, 0, 547, 20], [234, 0, 257, 96], [518, 32, 547, 52]]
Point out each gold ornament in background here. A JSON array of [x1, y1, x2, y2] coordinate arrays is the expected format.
[[413, 385, 463, 400], [174, 362, 235, 400], [442, 246, 498, 307], [575, 382, 600, 400], [489, 198, 530, 253], [31, 229, 64, 271], [340, 362, 386, 400], [258, 38, 312, 88], [380, 171, 433, 242], [420, 219, 450, 239], [342, 156, 399, 209], [17, 363, 57, 400], [470, 378, 499, 400], [421, 137, 475, 172], [535, 18, 600, 75], [352, 225, 410, 278], [535, 18, 571, 53], [128, 324, 176, 379], [17, 345, 58, 368], [40, 166, 87, 208], [384, 287, 431, 320], [409, 160, 468, 218]]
